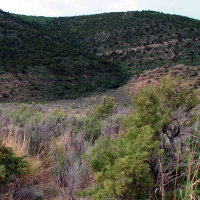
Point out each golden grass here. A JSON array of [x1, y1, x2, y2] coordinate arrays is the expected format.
[[2, 127, 43, 180]]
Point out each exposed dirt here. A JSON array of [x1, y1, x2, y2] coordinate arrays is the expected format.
[[123, 64, 200, 94]]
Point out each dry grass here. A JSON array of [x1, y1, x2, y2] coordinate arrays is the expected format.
[[1, 127, 44, 183], [0, 97, 122, 199]]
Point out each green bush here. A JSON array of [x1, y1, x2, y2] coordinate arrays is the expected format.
[[79, 73, 200, 200], [84, 96, 118, 142], [88, 96, 118, 120], [78, 126, 157, 200], [0, 140, 28, 184]]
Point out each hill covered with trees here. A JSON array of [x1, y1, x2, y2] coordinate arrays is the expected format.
[[0, 10, 200, 101]]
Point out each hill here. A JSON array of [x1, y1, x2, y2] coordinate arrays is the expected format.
[[0, 10, 200, 102], [0, 10, 127, 101]]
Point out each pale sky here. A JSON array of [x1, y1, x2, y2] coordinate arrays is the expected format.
[[0, 0, 199, 20]]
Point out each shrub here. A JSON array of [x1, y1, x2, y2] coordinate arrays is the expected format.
[[79, 73, 200, 200], [88, 96, 118, 120], [0, 140, 28, 185], [78, 126, 157, 200], [84, 96, 118, 142]]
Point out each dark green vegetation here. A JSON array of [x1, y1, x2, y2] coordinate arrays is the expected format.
[[0, 140, 28, 185], [0, 10, 127, 102], [0, 10, 200, 101]]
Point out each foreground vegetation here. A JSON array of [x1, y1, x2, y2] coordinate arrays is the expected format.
[[0, 73, 199, 199]]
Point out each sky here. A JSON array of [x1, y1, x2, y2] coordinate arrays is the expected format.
[[0, 0, 200, 20]]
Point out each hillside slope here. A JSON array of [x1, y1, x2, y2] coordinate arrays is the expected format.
[[0, 10, 200, 102], [0, 10, 127, 101], [46, 11, 200, 72]]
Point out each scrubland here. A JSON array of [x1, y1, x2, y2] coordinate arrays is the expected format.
[[0, 73, 200, 200]]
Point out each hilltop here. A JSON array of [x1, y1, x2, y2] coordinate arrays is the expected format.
[[0, 10, 200, 102]]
